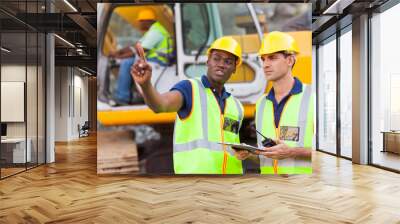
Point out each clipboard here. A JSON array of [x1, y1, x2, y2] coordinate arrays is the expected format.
[[217, 142, 262, 154]]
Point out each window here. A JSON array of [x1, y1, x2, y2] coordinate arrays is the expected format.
[[217, 3, 260, 54], [317, 37, 337, 154], [182, 4, 209, 55], [371, 3, 400, 171], [182, 3, 259, 82], [390, 75, 400, 130], [103, 7, 142, 55], [339, 28, 352, 158]]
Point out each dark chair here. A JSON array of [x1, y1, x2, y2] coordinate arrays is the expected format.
[[79, 121, 90, 138]]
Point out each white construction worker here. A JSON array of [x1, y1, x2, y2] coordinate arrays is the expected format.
[[131, 36, 245, 174], [235, 31, 313, 174]]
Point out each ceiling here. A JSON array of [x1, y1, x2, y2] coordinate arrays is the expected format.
[[0, 0, 97, 73], [311, 0, 389, 43], [0, 0, 394, 75]]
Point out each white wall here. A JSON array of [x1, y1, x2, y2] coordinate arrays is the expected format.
[[55, 66, 69, 141], [54, 67, 89, 141], [1, 65, 26, 81], [73, 73, 89, 137]]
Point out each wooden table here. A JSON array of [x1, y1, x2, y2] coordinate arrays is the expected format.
[[381, 131, 400, 154]]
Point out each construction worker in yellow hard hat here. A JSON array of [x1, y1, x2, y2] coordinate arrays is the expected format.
[[131, 36, 245, 174], [136, 9, 156, 23], [108, 8, 174, 106], [234, 31, 314, 175]]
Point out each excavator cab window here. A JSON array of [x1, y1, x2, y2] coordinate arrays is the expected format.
[[182, 4, 210, 56]]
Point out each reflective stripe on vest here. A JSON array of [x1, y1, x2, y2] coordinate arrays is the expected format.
[[173, 78, 244, 174], [146, 22, 173, 65], [256, 84, 313, 174]]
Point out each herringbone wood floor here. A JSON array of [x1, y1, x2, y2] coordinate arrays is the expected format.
[[1, 134, 400, 223]]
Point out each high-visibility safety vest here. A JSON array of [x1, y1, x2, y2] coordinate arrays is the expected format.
[[146, 22, 174, 66], [255, 84, 313, 174], [173, 78, 244, 174]]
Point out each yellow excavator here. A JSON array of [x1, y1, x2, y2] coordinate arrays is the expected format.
[[97, 3, 311, 126]]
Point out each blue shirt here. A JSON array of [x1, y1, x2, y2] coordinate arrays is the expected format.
[[266, 77, 303, 128], [170, 75, 231, 119]]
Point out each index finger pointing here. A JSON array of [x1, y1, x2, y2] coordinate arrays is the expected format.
[[135, 42, 146, 62]]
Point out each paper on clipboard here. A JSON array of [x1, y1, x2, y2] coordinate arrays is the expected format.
[[217, 142, 262, 154]]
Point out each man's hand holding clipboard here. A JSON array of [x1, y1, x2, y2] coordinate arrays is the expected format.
[[218, 142, 262, 161], [218, 142, 262, 154], [225, 130, 278, 161]]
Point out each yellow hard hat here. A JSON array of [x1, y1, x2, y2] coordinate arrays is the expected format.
[[136, 9, 156, 21], [207, 36, 242, 67], [258, 31, 299, 56]]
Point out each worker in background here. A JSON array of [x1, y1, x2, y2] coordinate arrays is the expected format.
[[131, 36, 245, 174], [109, 9, 173, 106], [234, 31, 313, 174]]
